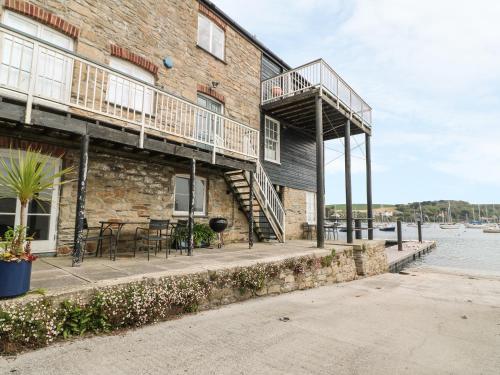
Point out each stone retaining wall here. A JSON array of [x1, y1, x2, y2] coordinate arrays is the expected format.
[[352, 240, 388, 276], [205, 249, 357, 308], [1, 245, 389, 353]]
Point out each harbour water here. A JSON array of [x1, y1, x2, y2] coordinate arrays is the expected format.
[[336, 223, 500, 276]]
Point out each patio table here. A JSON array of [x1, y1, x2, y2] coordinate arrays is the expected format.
[[98, 220, 177, 261]]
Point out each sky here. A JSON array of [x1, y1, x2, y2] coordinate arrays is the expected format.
[[212, 0, 500, 205]]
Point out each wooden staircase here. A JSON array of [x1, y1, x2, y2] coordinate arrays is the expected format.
[[224, 162, 285, 242]]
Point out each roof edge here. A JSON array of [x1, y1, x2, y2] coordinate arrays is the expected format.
[[199, 0, 291, 70]]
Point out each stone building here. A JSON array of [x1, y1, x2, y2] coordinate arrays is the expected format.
[[0, 0, 373, 256]]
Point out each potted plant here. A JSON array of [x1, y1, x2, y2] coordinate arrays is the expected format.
[[0, 147, 73, 298], [171, 223, 216, 249], [193, 223, 216, 248], [271, 86, 283, 97]]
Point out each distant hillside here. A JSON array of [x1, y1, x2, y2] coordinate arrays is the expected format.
[[328, 201, 499, 222], [328, 204, 395, 211]]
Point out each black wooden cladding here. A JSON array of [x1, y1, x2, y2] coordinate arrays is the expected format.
[[260, 114, 317, 192], [261, 55, 284, 80]]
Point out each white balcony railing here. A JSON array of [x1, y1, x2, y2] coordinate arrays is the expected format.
[[261, 59, 372, 127], [0, 25, 259, 161]]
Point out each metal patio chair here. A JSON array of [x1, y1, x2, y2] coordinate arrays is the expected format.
[[303, 222, 314, 240], [134, 219, 171, 260], [80, 218, 115, 262], [171, 219, 188, 254]]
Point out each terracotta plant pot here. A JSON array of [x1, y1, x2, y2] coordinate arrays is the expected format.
[[271, 86, 283, 97], [0, 260, 32, 298]]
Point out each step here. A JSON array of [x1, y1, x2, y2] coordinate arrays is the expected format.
[[225, 170, 243, 176]]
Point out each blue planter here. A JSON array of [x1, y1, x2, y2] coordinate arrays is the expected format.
[[0, 260, 32, 298]]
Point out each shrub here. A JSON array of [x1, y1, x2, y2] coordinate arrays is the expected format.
[[0, 253, 338, 353]]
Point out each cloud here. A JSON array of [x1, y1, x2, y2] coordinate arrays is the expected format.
[[212, 0, 500, 201]]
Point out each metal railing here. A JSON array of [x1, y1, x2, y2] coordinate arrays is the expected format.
[[0, 25, 259, 161], [261, 59, 372, 126], [253, 160, 285, 238]]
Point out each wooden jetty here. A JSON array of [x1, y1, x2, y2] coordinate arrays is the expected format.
[[386, 240, 437, 273]]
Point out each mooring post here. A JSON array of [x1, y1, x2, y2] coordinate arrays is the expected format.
[[417, 219, 422, 243], [72, 134, 89, 267], [345, 120, 353, 243], [365, 134, 374, 240], [315, 94, 325, 248], [397, 219, 403, 251], [248, 171, 254, 249], [187, 158, 196, 256], [354, 218, 362, 240]]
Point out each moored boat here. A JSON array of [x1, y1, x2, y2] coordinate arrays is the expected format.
[[440, 202, 460, 229], [465, 222, 488, 229], [439, 223, 461, 229], [379, 224, 396, 232], [483, 225, 500, 233]]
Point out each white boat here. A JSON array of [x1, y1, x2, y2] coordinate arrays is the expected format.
[[439, 223, 461, 229], [440, 202, 460, 229], [407, 203, 431, 227], [483, 224, 500, 233], [465, 223, 488, 229]]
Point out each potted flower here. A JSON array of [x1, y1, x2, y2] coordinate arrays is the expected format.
[[0, 147, 73, 298], [271, 86, 283, 97]]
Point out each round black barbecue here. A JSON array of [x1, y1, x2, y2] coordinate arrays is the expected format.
[[209, 217, 228, 248]]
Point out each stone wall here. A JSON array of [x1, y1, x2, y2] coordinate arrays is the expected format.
[[0, 0, 262, 129], [282, 187, 309, 240], [352, 240, 388, 276], [205, 250, 358, 308], [57, 150, 249, 254]]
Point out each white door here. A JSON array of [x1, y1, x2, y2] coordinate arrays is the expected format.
[[0, 150, 60, 253], [306, 191, 316, 224], [1, 10, 74, 104], [196, 94, 224, 147]]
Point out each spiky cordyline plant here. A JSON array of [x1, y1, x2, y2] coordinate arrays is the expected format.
[[0, 147, 74, 254]]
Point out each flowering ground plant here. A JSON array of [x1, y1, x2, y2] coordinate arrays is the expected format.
[[0, 226, 37, 263]]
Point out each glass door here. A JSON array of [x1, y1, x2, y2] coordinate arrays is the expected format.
[[196, 94, 224, 147], [0, 150, 60, 253]]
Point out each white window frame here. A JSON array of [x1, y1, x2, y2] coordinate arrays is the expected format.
[[197, 13, 225, 60], [0, 149, 61, 253], [306, 191, 316, 225], [106, 57, 155, 115], [1, 10, 74, 107], [196, 93, 224, 146], [264, 116, 280, 164], [173, 174, 207, 216]]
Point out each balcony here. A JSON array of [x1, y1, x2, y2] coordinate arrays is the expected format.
[[0, 24, 259, 163], [261, 59, 372, 140]]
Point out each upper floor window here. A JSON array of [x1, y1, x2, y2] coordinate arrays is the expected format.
[[264, 116, 280, 164], [1, 11, 74, 102], [174, 175, 207, 216], [106, 57, 154, 114], [197, 14, 225, 60]]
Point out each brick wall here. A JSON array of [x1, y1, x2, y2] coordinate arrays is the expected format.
[[0, 0, 262, 130]]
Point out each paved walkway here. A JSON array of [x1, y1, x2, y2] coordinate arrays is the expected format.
[[2, 269, 499, 374], [29, 240, 344, 296]]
